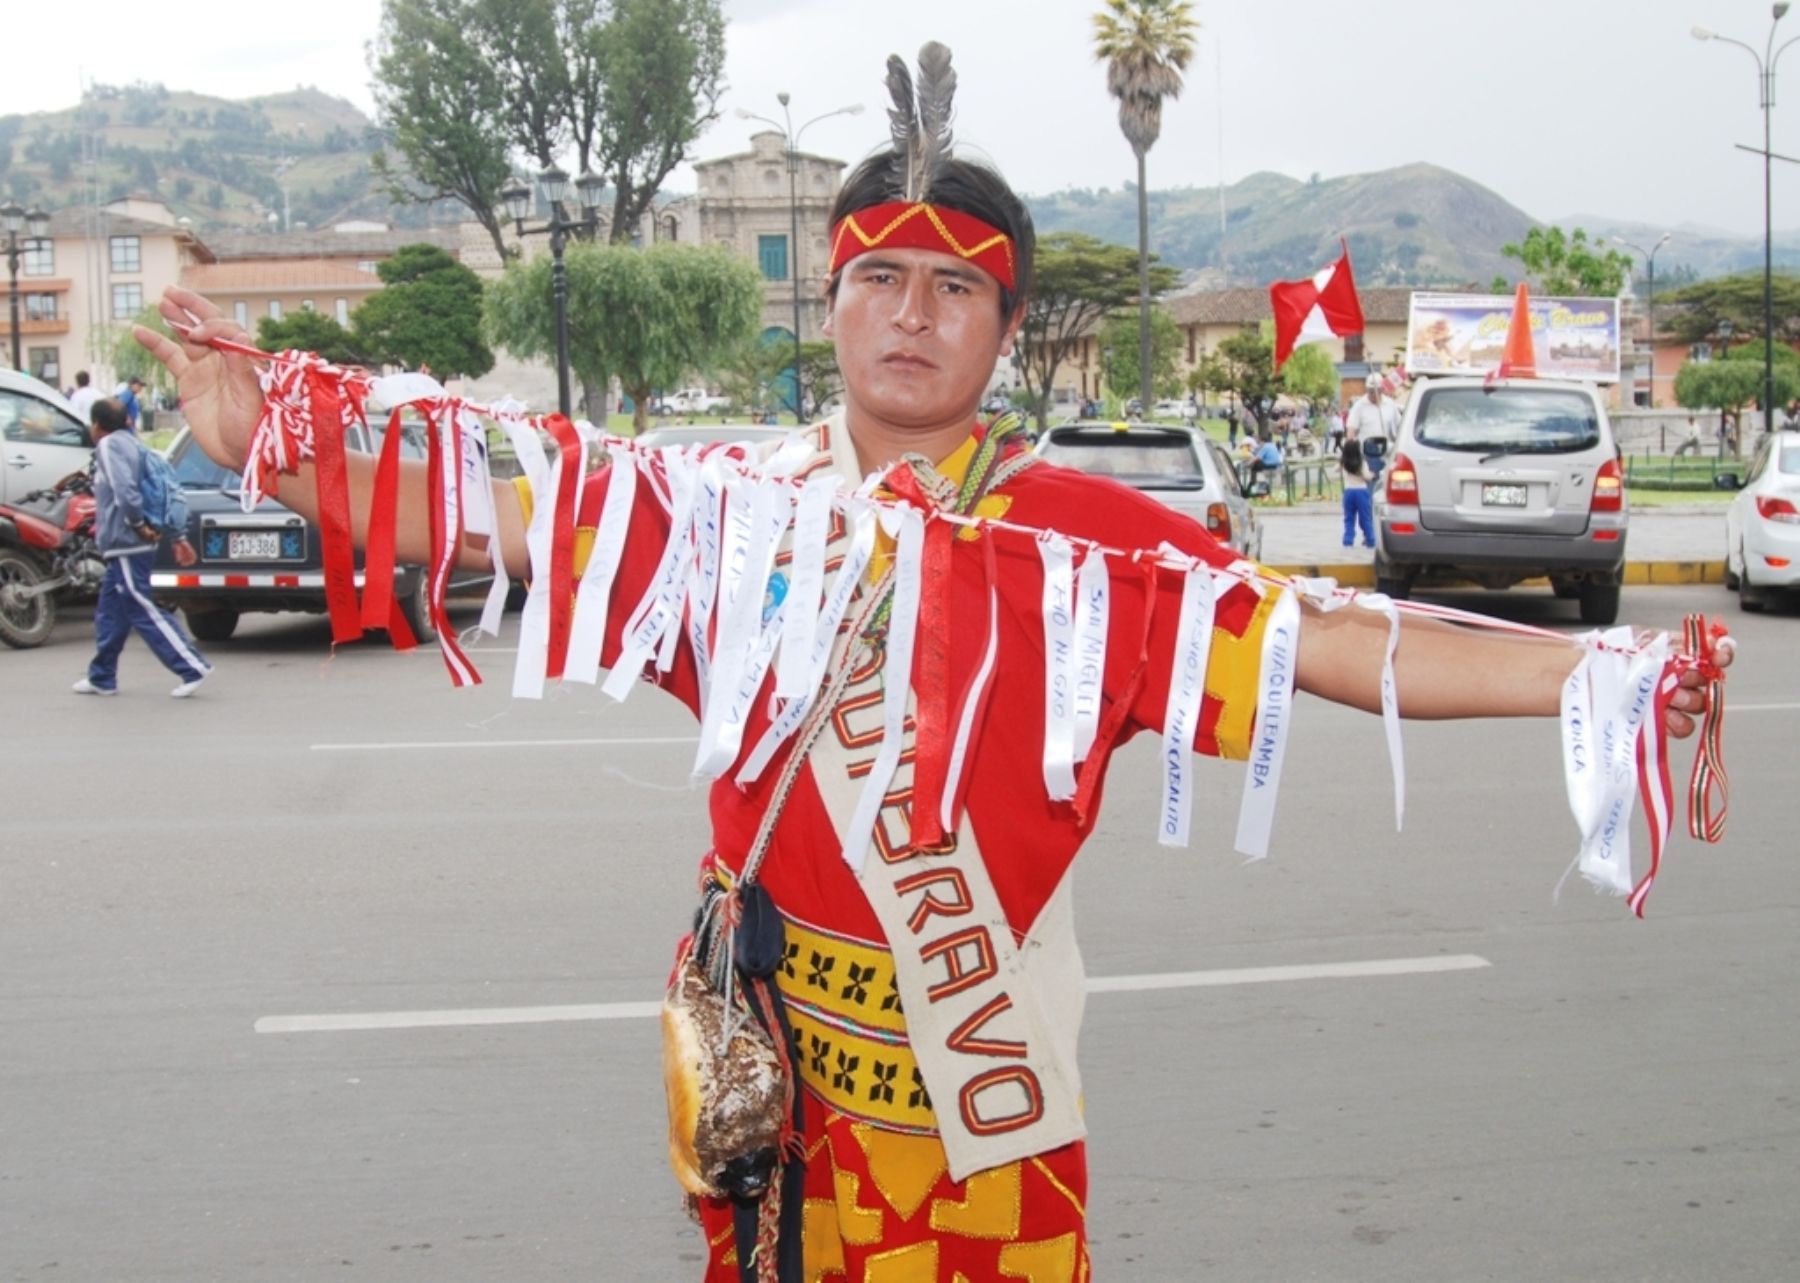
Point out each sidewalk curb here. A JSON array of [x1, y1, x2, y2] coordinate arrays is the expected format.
[[1263, 561, 1728, 589]]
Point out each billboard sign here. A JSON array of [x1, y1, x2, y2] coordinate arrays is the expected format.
[[1406, 293, 1621, 383]]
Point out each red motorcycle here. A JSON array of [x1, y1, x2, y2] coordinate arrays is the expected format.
[[0, 470, 104, 649]]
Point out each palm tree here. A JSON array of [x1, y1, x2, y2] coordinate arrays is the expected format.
[[1093, 0, 1198, 414]]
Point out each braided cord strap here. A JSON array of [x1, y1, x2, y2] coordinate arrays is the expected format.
[[1683, 614, 1729, 843]]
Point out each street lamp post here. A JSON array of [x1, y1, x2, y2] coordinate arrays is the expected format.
[[1693, 4, 1799, 437], [1, 201, 52, 373], [735, 97, 864, 425], [500, 166, 606, 420], [1613, 232, 1672, 406]]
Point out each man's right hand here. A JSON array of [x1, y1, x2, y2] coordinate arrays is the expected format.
[[134, 287, 266, 473]]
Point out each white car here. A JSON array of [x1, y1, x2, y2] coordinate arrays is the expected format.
[[1724, 427, 1800, 611], [661, 387, 731, 414], [0, 369, 93, 504]]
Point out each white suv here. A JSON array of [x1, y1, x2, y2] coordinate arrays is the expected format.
[[1373, 377, 1627, 624]]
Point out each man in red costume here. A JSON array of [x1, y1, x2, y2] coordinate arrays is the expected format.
[[138, 46, 1722, 1283]]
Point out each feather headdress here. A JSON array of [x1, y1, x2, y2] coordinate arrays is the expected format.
[[886, 42, 957, 203]]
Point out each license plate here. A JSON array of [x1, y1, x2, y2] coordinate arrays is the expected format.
[[228, 531, 282, 560], [1481, 483, 1528, 508]]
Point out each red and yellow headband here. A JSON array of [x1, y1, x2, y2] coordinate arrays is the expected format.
[[828, 201, 1017, 292]]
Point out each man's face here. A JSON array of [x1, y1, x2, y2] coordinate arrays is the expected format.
[[825, 246, 1019, 431]]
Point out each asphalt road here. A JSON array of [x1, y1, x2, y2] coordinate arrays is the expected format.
[[2, 585, 1796, 1282]]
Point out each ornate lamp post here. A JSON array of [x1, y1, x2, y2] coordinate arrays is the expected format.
[[735, 97, 863, 424], [1613, 232, 1672, 406], [1693, 4, 1798, 437], [2, 201, 52, 373], [500, 166, 606, 419]]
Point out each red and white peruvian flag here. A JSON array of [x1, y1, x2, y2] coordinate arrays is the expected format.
[[1269, 242, 1365, 370]]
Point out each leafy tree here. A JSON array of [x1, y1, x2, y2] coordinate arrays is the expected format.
[[1495, 225, 1632, 296], [485, 241, 762, 430], [370, 0, 725, 259], [1659, 271, 1800, 346], [353, 243, 493, 378], [1213, 327, 1279, 435], [1092, 0, 1198, 412], [257, 310, 370, 366], [369, 0, 517, 260], [109, 305, 176, 399], [1279, 342, 1338, 413], [1098, 305, 1182, 402], [1015, 232, 1177, 433]]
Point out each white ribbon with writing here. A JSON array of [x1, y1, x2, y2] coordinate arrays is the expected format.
[[1574, 632, 1666, 896], [1158, 557, 1218, 847], [491, 411, 555, 700], [1071, 548, 1110, 766], [1234, 585, 1301, 859], [775, 474, 840, 699], [601, 456, 701, 702], [1038, 535, 1078, 801], [842, 504, 924, 875]]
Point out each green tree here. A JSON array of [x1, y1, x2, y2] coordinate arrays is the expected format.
[[1279, 342, 1338, 413], [353, 243, 493, 378], [1213, 327, 1279, 435], [257, 310, 370, 366], [1098, 305, 1182, 403], [485, 240, 762, 431], [1092, 0, 1198, 413], [108, 305, 175, 399], [370, 0, 725, 258], [1659, 271, 1800, 347], [369, 0, 519, 260], [1495, 225, 1632, 296], [1015, 232, 1177, 433]]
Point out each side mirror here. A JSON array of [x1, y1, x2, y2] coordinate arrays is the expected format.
[[1713, 471, 1743, 491]]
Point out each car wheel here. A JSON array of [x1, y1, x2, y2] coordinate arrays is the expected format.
[[1578, 581, 1621, 626], [0, 550, 56, 649], [184, 607, 239, 642], [398, 572, 438, 643], [1372, 556, 1411, 600], [1723, 544, 1742, 592]]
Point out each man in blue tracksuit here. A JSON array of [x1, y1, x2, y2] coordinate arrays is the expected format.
[[73, 398, 211, 698]]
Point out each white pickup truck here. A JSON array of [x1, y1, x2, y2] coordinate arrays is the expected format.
[[661, 388, 731, 414]]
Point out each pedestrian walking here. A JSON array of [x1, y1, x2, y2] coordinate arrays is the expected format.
[[67, 371, 101, 424], [72, 398, 210, 698], [1341, 436, 1375, 548], [1674, 415, 1702, 457], [117, 377, 147, 431]]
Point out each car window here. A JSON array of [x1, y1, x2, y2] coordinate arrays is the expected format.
[[1038, 431, 1205, 481], [1207, 442, 1243, 496], [1747, 438, 1773, 483], [1779, 444, 1800, 476], [0, 388, 90, 447], [1412, 387, 1601, 454], [168, 433, 242, 489]]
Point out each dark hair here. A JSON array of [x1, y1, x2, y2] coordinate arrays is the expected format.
[[827, 152, 1036, 318], [91, 397, 129, 433], [1341, 438, 1365, 474], [74, 371, 90, 388]]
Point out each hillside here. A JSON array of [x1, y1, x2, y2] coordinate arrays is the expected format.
[[1025, 162, 1542, 287], [0, 82, 458, 234]]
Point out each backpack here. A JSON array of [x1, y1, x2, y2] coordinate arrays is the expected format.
[[137, 443, 189, 534]]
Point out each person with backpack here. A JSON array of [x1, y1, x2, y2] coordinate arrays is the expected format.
[[72, 397, 211, 698]]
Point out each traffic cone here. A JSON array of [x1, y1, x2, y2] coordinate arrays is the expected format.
[[1495, 282, 1537, 380]]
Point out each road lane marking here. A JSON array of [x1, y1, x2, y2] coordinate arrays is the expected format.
[[311, 736, 699, 751], [254, 954, 1491, 1034], [1732, 702, 1800, 712]]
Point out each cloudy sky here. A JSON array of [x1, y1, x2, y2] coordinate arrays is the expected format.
[[13, 0, 1800, 251]]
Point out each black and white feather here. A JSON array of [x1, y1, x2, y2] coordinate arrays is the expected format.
[[884, 42, 958, 203]]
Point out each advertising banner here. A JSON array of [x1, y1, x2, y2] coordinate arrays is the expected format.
[[1406, 293, 1621, 383]]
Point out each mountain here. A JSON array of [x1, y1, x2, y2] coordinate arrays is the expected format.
[[1550, 212, 1800, 286], [1023, 162, 1544, 288], [0, 82, 458, 235]]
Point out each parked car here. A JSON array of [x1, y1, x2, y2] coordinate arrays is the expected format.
[[1723, 427, 1800, 611], [0, 369, 93, 503], [658, 388, 732, 415], [1033, 421, 1262, 560], [149, 423, 503, 642], [633, 424, 792, 450], [1373, 376, 1626, 624]]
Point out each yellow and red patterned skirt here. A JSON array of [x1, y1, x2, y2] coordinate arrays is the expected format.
[[697, 914, 1092, 1282]]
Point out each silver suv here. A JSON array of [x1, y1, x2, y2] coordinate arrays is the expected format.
[[1373, 377, 1626, 624]]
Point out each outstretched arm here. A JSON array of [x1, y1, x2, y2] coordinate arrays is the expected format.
[[134, 286, 530, 578], [1296, 601, 1722, 738]]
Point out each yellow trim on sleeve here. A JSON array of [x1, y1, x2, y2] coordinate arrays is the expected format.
[[511, 475, 534, 527], [1206, 588, 1279, 761], [511, 474, 596, 578]]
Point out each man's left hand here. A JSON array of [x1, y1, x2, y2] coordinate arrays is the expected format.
[[173, 537, 197, 568]]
